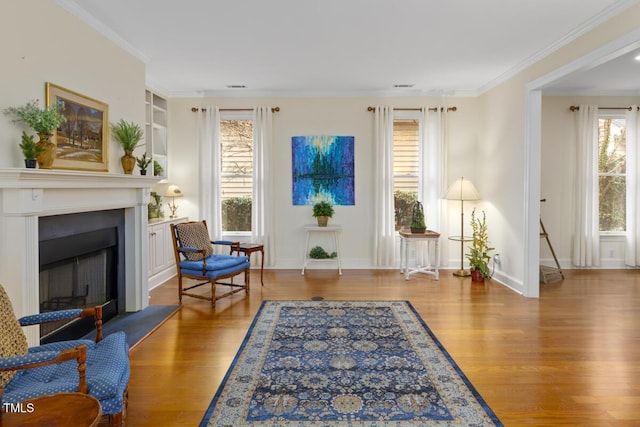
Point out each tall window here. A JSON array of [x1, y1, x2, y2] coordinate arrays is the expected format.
[[598, 116, 626, 232], [220, 112, 253, 232], [393, 113, 420, 230]]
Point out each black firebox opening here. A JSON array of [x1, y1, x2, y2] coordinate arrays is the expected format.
[[38, 209, 125, 344]]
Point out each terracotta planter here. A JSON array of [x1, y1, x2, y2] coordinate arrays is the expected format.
[[36, 133, 55, 169], [470, 269, 485, 283], [121, 152, 136, 174]]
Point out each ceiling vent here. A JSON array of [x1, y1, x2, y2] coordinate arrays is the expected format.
[[393, 84, 414, 88], [226, 85, 247, 89]]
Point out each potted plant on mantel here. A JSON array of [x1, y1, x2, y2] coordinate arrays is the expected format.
[[19, 131, 47, 168], [466, 208, 494, 282], [111, 119, 143, 174], [4, 99, 67, 169], [136, 152, 152, 175], [312, 201, 334, 227]]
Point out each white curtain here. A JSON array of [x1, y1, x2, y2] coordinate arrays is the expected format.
[[197, 106, 223, 239], [420, 106, 448, 266], [252, 107, 275, 266], [625, 106, 640, 266], [373, 106, 396, 266], [572, 104, 600, 267]]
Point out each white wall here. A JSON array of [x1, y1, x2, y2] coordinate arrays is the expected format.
[[167, 97, 481, 270], [478, 2, 640, 296], [541, 95, 640, 268], [0, 0, 146, 171], [0, 0, 147, 307]]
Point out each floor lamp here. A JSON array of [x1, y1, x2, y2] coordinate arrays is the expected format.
[[445, 177, 480, 277]]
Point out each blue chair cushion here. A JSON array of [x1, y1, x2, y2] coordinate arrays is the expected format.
[[3, 331, 130, 416], [180, 254, 250, 279]]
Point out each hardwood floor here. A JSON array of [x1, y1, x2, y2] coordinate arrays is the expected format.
[[122, 268, 640, 426]]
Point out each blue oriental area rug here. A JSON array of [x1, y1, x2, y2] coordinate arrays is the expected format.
[[200, 300, 502, 427]]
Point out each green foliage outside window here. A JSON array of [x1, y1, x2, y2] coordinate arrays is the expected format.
[[222, 196, 251, 231], [598, 118, 626, 232], [394, 191, 418, 231]]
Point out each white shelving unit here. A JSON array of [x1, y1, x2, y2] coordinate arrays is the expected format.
[[145, 89, 168, 179]]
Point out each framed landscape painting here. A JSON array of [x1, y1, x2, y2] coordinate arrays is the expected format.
[[292, 135, 355, 205], [46, 83, 109, 172]]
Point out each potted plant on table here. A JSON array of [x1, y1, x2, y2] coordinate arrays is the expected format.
[[136, 153, 152, 175], [312, 201, 334, 227], [410, 201, 426, 233], [4, 100, 67, 169], [466, 208, 494, 282], [19, 131, 47, 168], [111, 119, 143, 174]]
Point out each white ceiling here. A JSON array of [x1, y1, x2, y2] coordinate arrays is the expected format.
[[58, 0, 640, 97]]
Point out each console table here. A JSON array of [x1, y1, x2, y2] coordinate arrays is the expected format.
[[302, 225, 342, 275], [399, 230, 440, 280]]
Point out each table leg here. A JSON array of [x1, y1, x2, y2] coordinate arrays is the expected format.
[[334, 231, 342, 275], [302, 231, 311, 275], [434, 239, 440, 280], [259, 247, 264, 286]]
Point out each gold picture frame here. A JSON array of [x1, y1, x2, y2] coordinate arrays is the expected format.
[[46, 82, 109, 172]]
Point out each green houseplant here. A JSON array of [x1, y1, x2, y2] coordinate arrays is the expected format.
[[111, 119, 143, 174], [153, 160, 164, 177], [312, 201, 334, 226], [4, 100, 67, 169], [466, 208, 494, 282], [136, 153, 152, 175], [19, 131, 47, 168], [410, 201, 426, 233]]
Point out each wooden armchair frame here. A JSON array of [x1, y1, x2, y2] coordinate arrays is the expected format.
[[170, 220, 251, 306]]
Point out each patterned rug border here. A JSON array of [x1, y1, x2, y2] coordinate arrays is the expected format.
[[200, 300, 502, 426]]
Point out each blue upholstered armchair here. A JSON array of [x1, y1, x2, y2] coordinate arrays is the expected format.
[[0, 284, 129, 426], [170, 220, 251, 306]]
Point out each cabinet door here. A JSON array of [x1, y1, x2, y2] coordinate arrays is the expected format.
[[149, 224, 167, 276]]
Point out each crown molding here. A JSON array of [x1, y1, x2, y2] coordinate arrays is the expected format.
[[54, 0, 150, 64], [477, 0, 640, 95]]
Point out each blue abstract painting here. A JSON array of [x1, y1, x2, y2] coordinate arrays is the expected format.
[[292, 135, 355, 205]]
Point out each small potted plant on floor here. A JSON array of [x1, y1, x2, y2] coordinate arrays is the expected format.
[[466, 208, 494, 282], [312, 201, 334, 226], [19, 131, 47, 168], [111, 119, 143, 174], [4, 100, 67, 169], [136, 153, 152, 175]]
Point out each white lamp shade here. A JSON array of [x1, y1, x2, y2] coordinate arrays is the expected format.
[[164, 185, 183, 198], [445, 177, 480, 201]]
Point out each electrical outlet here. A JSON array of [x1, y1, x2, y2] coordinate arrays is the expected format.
[[493, 253, 501, 265]]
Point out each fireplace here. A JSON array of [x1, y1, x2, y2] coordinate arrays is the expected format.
[[38, 210, 125, 343], [0, 168, 158, 346]]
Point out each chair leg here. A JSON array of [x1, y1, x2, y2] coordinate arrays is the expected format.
[[109, 412, 123, 427], [211, 280, 216, 306], [178, 276, 183, 304]]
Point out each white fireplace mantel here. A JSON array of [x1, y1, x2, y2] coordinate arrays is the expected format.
[[0, 168, 160, 344]]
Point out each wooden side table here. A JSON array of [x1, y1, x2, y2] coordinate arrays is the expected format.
[[302, 225, 342, 275], [399, 230, 440, 280], [1, 392, 101, 426], [231, 243, 265, 286]]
